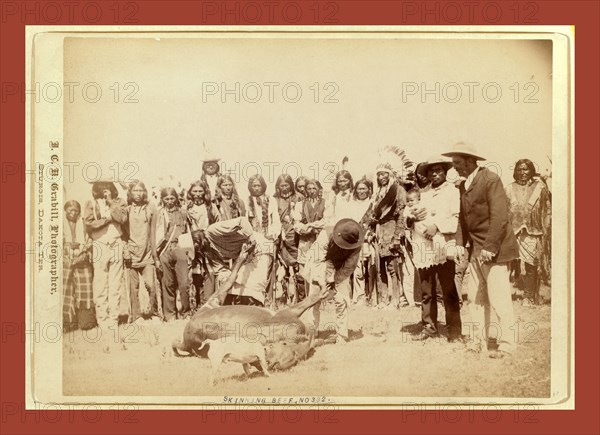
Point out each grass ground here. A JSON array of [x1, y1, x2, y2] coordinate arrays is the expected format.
[[63, 292, 551, 400]]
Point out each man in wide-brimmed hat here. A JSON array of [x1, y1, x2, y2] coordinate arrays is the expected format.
[[407, 155, 462, 342], [302, 218, 365, 344], [442, 142, 519, 358]]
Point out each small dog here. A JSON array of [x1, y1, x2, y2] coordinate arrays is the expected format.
[[200, 336, 270, 385]]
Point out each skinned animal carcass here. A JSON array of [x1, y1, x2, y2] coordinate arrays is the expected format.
[[172, 291, 321, 370]]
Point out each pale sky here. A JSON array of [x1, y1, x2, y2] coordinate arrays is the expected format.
[[63, 34, 552, 205]]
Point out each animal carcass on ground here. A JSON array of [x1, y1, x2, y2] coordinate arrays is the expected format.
[[172, 292, 322, 370]]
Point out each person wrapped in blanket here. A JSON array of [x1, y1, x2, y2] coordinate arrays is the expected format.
[[368, 163, 410, 310], [505, 159, 552, 306], [63, 200, 97, 330]]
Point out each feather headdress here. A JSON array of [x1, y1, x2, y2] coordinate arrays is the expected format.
[[376, 145, 415, 184]]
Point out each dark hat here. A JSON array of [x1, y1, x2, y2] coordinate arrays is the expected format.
[[332, 218, 364, 250], [441, 142, 486, 161], [421, 155, 453, 173]]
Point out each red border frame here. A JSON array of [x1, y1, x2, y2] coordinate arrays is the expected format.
[[1, 1, 598, 434]]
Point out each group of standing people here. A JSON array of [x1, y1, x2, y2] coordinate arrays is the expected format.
[[62, 143, 551, 356]]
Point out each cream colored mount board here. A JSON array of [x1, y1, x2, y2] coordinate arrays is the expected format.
[[26, 26, 573, 409]]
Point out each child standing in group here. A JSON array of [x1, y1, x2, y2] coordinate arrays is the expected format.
[[153, 187, 192, 321]]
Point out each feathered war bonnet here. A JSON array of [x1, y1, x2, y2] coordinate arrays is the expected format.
[[375, 146, 415, 184]]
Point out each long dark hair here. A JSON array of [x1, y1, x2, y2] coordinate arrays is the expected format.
[[353, 177, 373, 200], [247, 174, 269, 231], [274, 174, 296, 198], [187, 180, 217, 223], [160, 187, 181, 209], [332, 170, 354, 195], [303, 178, 320, 199], [187, 180, 212, 205], [295, 175, 309, 193], [325, 241, 358, 269], [512, 159, 538, 181], [414, 163, 431, 190], [247, 174, 267, 196], [315, 180, 324, 198], [127, 181, 148, 205], [216, 175, 243, 218], [91, 181, 118, 200]]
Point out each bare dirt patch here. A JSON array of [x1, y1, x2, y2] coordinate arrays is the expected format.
[[63, 301, 551, 400]]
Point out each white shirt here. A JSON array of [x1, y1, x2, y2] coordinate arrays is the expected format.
[[205, 174, 219, 197], [347, 198, 371, 223], [92, 199, 123, 243], [231, 253, 272, 304], [420, 181, 460, 235], [405, 181, 460, 269], [324, 190, 353, 225], [464, 166, 481, 191]]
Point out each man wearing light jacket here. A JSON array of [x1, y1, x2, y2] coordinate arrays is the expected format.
[[443, 142, 519, 358]]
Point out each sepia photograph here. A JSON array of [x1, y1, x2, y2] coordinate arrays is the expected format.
[[26, 26, 572, 407]]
